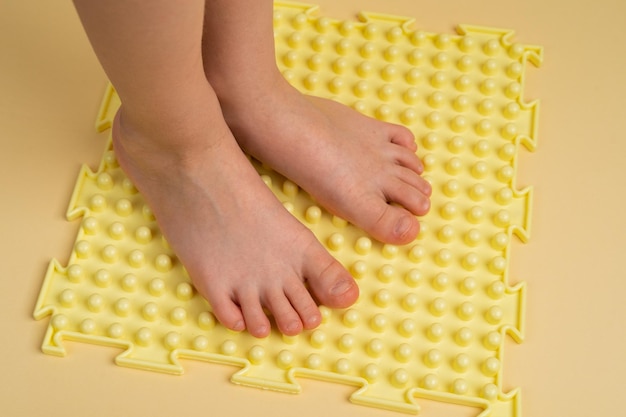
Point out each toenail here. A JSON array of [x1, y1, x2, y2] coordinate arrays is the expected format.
[[285, 321, 301, 334], [424, 182, 433, 196], [254, 325, 270, 337], [305, 316, 320, 329], [305, 314, 321, 328], [395, 216, 412, 238], [331, 279, 354, 296]]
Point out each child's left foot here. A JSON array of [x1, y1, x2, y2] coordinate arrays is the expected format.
[[217, 78, 432, 245]]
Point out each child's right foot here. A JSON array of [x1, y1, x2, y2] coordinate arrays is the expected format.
[[111, 88, 358, 338]]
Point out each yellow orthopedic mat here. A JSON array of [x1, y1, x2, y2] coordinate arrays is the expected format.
[[34, 2, 541, 415]]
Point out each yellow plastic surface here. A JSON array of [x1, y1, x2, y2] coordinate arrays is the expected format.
[[33, 2, 541, 415]]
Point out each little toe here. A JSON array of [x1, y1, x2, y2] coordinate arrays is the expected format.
[[304, 242, 359, 309]]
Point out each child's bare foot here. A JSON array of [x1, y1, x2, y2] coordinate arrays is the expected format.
[[216, 77, 432, 245], [111, 90, 358, 338]]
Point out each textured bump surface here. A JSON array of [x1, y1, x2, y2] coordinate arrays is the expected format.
[[34, 2, 541, 415]]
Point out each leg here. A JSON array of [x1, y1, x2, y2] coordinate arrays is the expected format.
[[72, 0, 358, 337], [202, 0, 432, 245]]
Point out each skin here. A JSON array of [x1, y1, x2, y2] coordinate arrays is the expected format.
[[202, 1, 431, 244], [72, 0, 431, 338]]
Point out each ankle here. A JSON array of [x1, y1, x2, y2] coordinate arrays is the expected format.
[[116, 91, 228, 156], [112, 109, 228, 181], [208, 65, 286, 108]]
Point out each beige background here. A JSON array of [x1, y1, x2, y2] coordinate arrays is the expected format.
[[2, 1, 624, 416]]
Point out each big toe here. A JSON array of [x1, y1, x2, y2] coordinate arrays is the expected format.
[[304, 243, 359, 309]]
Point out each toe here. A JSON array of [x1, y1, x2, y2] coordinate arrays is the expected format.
[[265, 288, 305, 336], [205, 292, 246, 333], [391, 148, 424, 175], [284, 281, 322, 330], [304, 241, 359, 309], [386, 178, 431, 217], [388, 123, 417, 152], [238, 291, 271, 338], [367, 200, 421, 245]]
